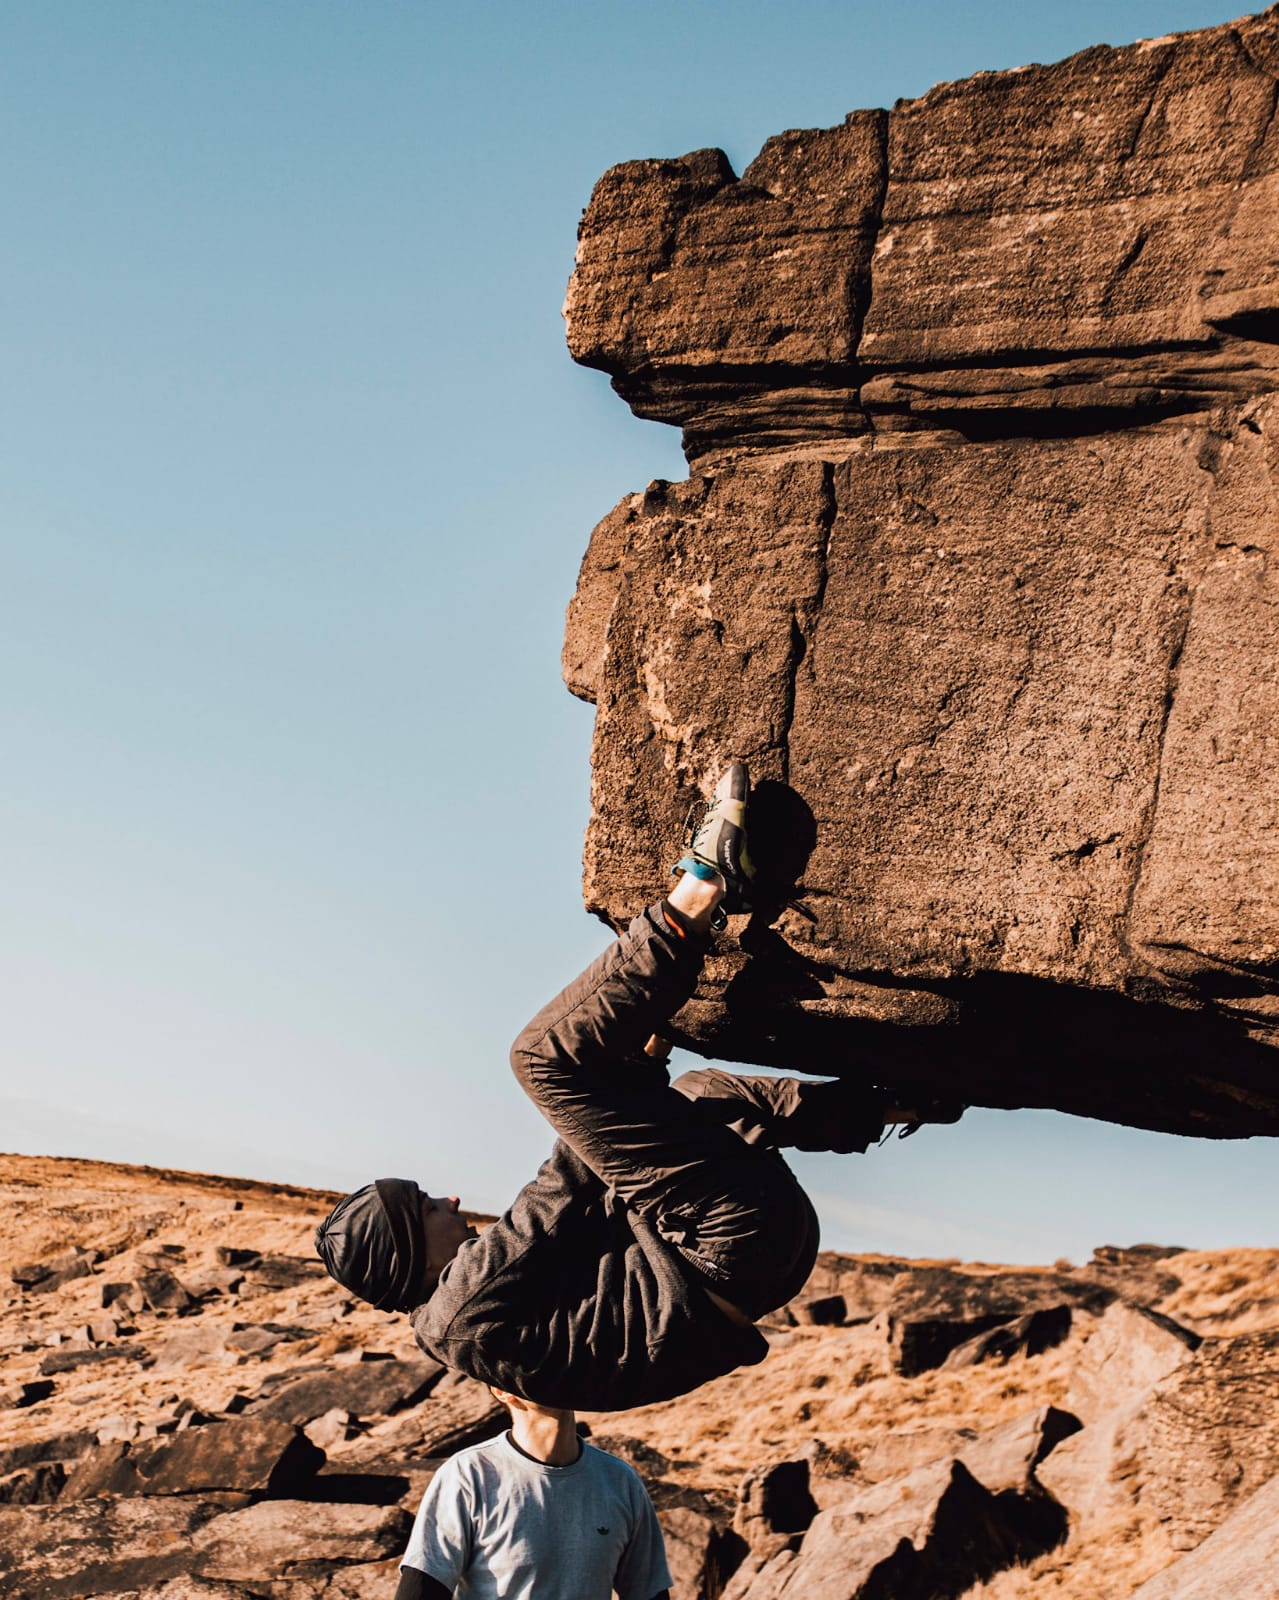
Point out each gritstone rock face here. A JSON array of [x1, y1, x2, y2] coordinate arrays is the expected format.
[[562, 6, 1279, 1137]]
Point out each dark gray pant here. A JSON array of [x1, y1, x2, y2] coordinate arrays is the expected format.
[[509, 902, 820, 1320]]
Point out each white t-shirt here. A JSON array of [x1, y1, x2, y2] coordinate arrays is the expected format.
[[401, 1431, 671, 1600]]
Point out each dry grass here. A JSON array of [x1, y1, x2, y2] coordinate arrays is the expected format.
[[1156, 1247, 1279, 1334], [4, 1155, 1277, 1599], [962, 1505, 1177, 1600], [581, 1318, 1087, 1494]]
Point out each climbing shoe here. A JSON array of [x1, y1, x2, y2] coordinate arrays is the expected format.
[[674, 760, 756, 917]]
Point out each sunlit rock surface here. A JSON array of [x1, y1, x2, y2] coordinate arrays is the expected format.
[[563, 7, 1279, 1137]]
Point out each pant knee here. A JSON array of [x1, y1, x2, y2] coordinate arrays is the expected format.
[[509, 1035, 541, 1095]]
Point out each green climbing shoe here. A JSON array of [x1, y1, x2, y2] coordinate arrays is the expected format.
[[677, 760, 756, 915]]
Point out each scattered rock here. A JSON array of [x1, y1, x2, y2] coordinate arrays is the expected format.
[[3, 1149, 1277, 1597], [1080, 1243, 1188, 1307], [246, 1357, 444, 1426], [225, 1323, 314, 1359], [123, 1580, 257, 1600], [660, 1503, 744, 1600], [723, 1458, 1060, 1599], [303, 1408, 352, 1451], [414, 1384, 505, 1458], [0, 1431, 96, 1476], [38, 1343, 147, 1376], [326, 1376, 504, 1474], [239, 1255, 324, 1292], [135, 1245, 187, 1269], [189, 1498, 412, 1581], [150, 1325, 236, 1370], [733, 1457, 817, 1559], [97, 1414, 143, 1444], [214, 1247, 261, 1268], [86, 1312, 121, 1345], [800, 1256, 1112, 1331], [792, 1295, 846, 1327], [180, 1268, 245, 1299], [102, 1281, 146, 1315], [59, 1439, 142, 1499], [11, 1249, 98, 1295], [859, 1423, 983, 1486], [321, 1559, 406, 1599], [940, 1304, 1073, 1369], [587, 1434, 674, 1477], [1041, 1326, 1279, 1544], [956, 1407, 1081, 1496], [61, 1418, 325, 1501], [884, 1311, 1017, 1376], [1135, 1330, 1279, 1550], [0, 1378, 54, 1409], [136, 1269, 194, 1314], [0, 1494, 239, 1599], [0, 1460, 66, 1505], [1035, 1410, 1140, 1533]]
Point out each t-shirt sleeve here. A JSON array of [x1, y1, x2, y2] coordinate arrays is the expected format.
[[394, 1570, 452, 1600], [401, 1459, 473, 1592], [613, 1474, 672, 1600]]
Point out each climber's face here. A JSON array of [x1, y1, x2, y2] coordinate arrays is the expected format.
[[421, 1191, 476, 1282]]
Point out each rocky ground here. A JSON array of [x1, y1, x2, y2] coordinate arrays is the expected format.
[[2, 1153, 1277, 1599]]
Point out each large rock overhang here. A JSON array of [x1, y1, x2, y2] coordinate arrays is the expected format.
[[562, 7, 1279, 1138]]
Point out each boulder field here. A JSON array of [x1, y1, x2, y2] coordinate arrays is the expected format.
[[3, 1156, 1278, 1598]]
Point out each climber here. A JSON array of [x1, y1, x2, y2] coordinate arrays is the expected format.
[[315, 762, 960, 1409]]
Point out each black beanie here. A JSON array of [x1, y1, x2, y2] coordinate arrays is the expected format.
[[314, 1177, 428, 1312]]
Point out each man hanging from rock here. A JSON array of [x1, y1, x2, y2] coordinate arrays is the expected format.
[[316, 763, 961, 1410]]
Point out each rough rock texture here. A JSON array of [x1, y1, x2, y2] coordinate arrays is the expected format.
[[659, 1503, 744, 1600], [939, 1306, 1074, 1370], [1062, 1300, 1201, 1423], [858, 1406, 1081, 1493], [1128, 1471, 1279, 1598], [722, 1458, 1061, 1599], [734, 1457, 818, 1561], [189, 1499, 411, 1583], [1133, 1328, 1279, 1547], [1039, 1316, 1279, 1554], [564, 6, 1279, 1136], [245, 1358, 444, 1427], [59, 1419, 323, 1502]]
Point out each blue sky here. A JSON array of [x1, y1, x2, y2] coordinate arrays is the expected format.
[[1, 0, 1272, 1265]]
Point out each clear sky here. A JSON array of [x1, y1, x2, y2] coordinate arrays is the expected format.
[[2, 0, 1273, 1266]]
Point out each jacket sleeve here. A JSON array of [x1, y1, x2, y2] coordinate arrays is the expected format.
[[672, 1067, 886, 1153]]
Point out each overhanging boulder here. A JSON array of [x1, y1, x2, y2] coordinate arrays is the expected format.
[[564, 7, 1279, 1137]]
